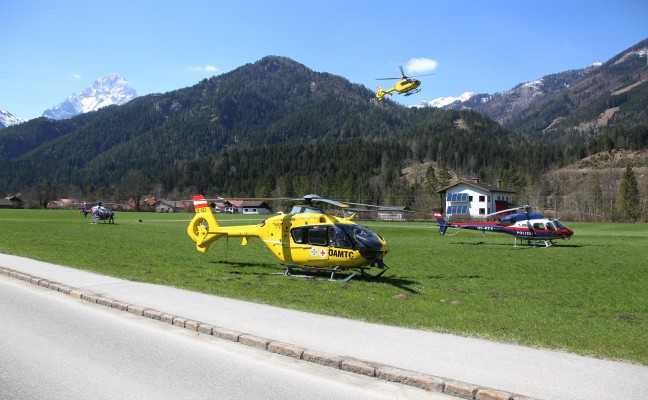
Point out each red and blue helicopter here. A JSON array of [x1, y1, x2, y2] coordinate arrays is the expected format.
[[433, 205, 574, 247]]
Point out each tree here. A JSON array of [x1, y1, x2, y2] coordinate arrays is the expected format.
[[31, 181, 56, 209], [616, 165, 641, 222], [122, 170, 150, 212], [436, 161, 452, 188], [477, 167, 488, 183]]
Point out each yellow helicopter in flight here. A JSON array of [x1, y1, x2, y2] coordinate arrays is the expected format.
[[375, 66, 434, 101], [187, 194, 390, 282]]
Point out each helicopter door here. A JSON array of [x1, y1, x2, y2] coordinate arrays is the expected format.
[[305, 227, 329, 261]]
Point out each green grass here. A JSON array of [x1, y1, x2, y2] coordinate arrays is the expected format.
[[1, 209, 647, 364]]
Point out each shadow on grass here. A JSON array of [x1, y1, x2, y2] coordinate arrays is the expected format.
[[209, 260, 279, 270], [368, 274, 421, 294], [426, 274, 482, 280], [448, 241, 584, 248]]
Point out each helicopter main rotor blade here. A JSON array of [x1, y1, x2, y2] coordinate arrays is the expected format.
[[183, 194, 356, 210], [486, 205, 531, 218], [306, 195, 349, 208]]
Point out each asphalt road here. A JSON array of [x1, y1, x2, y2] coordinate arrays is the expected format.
[[2, 253, 648, 399], [0, 277, 450, 400]]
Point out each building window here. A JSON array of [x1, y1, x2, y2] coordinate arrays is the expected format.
[[469, 196, 473, 202], [479, 208, 485, 215], [479, 195, 485, 202]]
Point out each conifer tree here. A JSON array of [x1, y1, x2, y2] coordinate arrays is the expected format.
[[436, 161, 452, 187], [616, 165, 640, 222]]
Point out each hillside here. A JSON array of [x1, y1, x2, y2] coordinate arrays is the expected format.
[[1, 52, 646, 219], [436, 38, 648, 144], [0, 56, 557, 204]]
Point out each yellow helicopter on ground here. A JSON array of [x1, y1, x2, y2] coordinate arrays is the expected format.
[[187, 194, 390, 282], [375, 66, 434, 101]]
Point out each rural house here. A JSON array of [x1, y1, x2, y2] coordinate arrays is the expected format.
[[437, 178, 516, 219], [377, 206, 411, 221], [223, 200, 271, 214]]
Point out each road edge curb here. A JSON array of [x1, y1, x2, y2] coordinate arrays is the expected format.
[[1, 267, 542, 400]]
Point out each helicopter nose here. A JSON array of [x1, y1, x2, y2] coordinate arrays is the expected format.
[[361, 242, 389, 261]]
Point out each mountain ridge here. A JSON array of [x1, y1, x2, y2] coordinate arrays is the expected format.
[[1, 43, 647, 212], [419, 38, 648, 143], [0, 56, 536, 196]]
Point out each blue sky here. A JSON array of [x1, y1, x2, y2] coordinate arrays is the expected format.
[[2, 0, 647, 120]]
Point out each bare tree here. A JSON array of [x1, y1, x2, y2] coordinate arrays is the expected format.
[[122, 170, 150, 212], [31, 181, 56, 209]]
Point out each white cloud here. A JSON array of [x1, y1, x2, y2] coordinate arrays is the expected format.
[[188, 65, 219, 73], [405, 58, 438, 75], [71, 73, 82, 79]]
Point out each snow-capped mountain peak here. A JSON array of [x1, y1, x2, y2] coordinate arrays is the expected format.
[[0, 108, 25, 129], [413, 92, 475, 108], [43, 73, 137, 120]]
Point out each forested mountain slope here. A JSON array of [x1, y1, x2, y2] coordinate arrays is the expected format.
[[0, 56, 559, 203], [439, 38, 648, 145]]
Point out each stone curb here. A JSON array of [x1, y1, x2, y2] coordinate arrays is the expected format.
[[1, 267, 542, 400]]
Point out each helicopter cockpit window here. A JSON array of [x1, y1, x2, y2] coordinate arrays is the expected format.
[[553, 220, 569, 230], [328, 226, 352, 249], [546, 222, 556, 231], [335, 223, 382, 250], [533, 223, 545, 230]]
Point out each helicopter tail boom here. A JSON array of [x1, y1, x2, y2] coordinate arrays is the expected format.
[[187, 195, 266, 253]]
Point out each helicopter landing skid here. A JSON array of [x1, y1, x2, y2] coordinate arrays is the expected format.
[[514, 237, 555, 247], [404, 88, 421, 97], [359, 264, 389, 280], [281, 264, 357, 282]]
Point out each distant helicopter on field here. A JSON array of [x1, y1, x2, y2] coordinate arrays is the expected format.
[[376, 65, 434, 101], [433, 205, 574, 247], [186, 194, 390, 281], [82, 202, 115, 224]]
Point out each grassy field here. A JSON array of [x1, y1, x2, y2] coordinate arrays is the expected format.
[[1, 208, 646, 364]]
